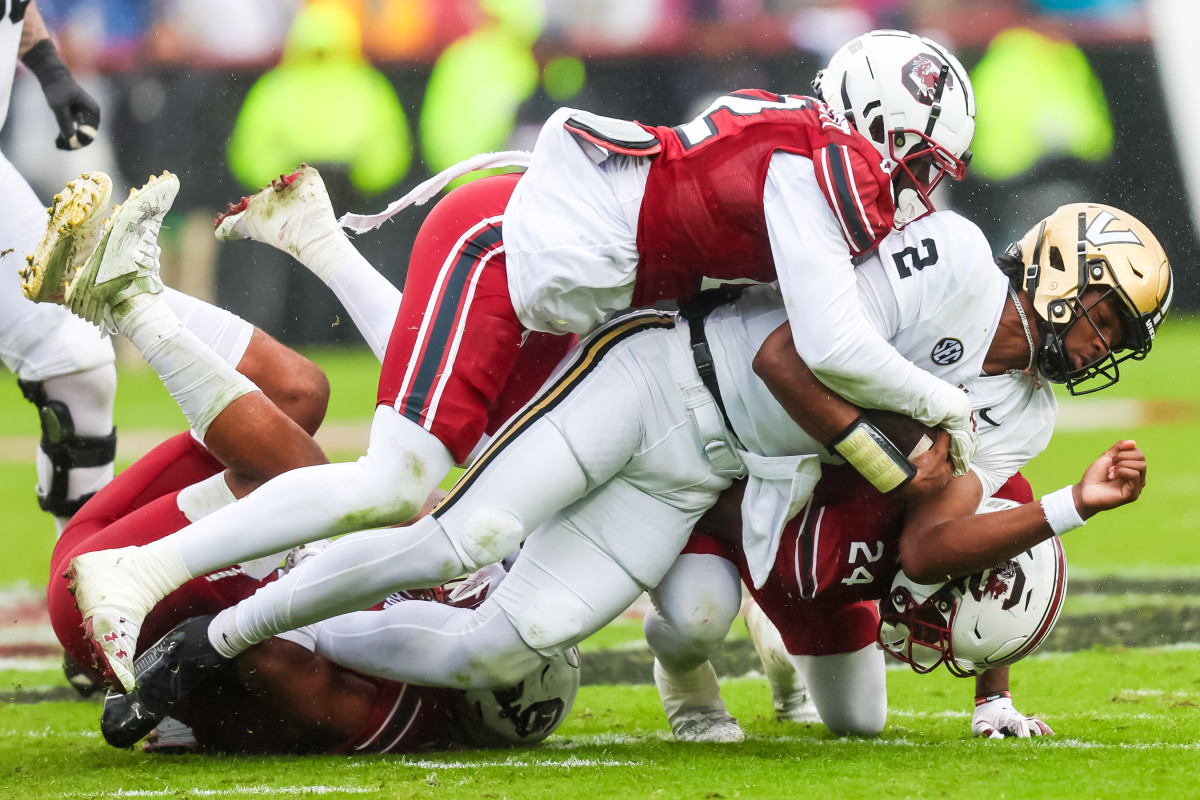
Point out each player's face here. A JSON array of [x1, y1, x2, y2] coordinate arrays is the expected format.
[[1062, 288, 1126, 371]]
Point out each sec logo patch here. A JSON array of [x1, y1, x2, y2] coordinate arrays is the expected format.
[[931, 337, 963, 365]]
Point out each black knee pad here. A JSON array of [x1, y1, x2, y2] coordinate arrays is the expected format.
[[19, 379, 117, 517]]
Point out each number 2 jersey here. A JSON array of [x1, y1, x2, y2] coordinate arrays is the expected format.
[[707, 209, 1058, 500]]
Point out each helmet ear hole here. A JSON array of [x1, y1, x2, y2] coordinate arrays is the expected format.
[[1049, 246, 1067, 273], [869, 116, 885, 145]]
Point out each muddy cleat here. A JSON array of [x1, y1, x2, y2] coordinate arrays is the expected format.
[[772, 681, 821, 725], [214, 165, 353, 282], [669, 707, 746, 744], [20, 172, 113, 304], [68, 544, 185, 692], [64, 171, 179, 334], [654, 659, 745, 744], [101, 617, 223, 749]]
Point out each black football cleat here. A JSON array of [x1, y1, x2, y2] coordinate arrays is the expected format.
[[101, 688, 159, 749], [100, 615, 227, 748]]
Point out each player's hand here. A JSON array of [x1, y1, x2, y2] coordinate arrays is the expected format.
[[897, 430, 951, 501], [42, 72, 100, 150], [23, 40, 100, 150], [972, 696, 1054, 739], [938, 394, 977, 478], [1075, 440, 1146, 519]]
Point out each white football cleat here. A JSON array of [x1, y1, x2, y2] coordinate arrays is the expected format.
[[670, 707, 746, 744], [67, 545, 183, 692], [772, 682, 822, 725], [654, 659, 745, 744], [213, 164, 354, 282], [20, 171, 113, 304], [744, 600, 822, 724], [64, 171, 179, 334]]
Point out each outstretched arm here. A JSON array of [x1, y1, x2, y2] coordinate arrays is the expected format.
[[899, 440, 1147, 583]]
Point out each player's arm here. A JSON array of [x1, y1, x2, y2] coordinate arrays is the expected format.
[[235, 637, 379, 748], [19, 1, 100, 150], [899, 440, 1146, 583], [764, 152, 976, 475], [752, 321, 952, 497]]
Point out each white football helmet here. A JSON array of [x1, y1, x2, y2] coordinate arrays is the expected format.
[[813, 29, 976, 228], [877, 502, 1066, 677], [455, 648, 581, 747]]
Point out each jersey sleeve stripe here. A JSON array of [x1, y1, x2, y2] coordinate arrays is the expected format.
[[819, 143, 875, 254], [816, 147, 856, 248]]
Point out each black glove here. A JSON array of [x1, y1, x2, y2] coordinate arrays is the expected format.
[[21, 39, 100, 150]]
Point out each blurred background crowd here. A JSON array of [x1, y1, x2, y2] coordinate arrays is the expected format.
[[4, 0, 1194, 347]]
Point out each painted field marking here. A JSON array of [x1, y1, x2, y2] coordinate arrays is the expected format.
[[350, 755, 642, 768], [62, 789, 378, 798]]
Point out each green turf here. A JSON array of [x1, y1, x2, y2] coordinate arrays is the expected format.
[[3, 647, 1197, 799]]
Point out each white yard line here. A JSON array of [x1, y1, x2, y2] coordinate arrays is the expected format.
[[62, 789, 379, 798]]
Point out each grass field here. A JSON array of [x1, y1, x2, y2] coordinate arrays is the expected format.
[[4, 648, 1199, 799], [3, 319, 1200, 798]]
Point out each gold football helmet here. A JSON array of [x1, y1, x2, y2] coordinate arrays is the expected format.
[[1000, 203, 1172, 394]]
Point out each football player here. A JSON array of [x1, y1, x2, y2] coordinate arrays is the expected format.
[[2, 2, 112, 540], [99, 561, 580, 755], [113, 203, 1161, 731], [63, 29, 988, 690], [33, 191, 578, 752], [645, 203, 1169, 742]]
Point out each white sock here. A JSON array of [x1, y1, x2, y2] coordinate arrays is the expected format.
[[208, 607, 250, 658], [175, 471, 237, 523], [655, 659, 726, 716], [326, 255, 403, 362], [298, 228, 363, 285], [117, 294, 258, 441], [162, 288, 254, 368]]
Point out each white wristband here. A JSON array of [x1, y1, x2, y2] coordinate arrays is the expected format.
[[1041, 486, 1086, 536]]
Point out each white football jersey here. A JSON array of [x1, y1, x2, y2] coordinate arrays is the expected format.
[[0, 10, 24, 133], [705, 210, 1057, 498]]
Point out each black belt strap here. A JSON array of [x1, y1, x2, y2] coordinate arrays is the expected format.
[[679, 288, 740, 434]]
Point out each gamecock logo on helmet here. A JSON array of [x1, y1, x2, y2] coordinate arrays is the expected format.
[[902, 54, 953, 105], [970, 559, 1026, 611]]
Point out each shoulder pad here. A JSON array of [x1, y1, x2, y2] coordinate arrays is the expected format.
[[564, 110, 662, 156]]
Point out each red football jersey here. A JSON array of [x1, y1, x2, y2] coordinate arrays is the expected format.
[[632, 90, 895, 305], [686, 467, 1035, 657], [748, 467, 1036, 656]]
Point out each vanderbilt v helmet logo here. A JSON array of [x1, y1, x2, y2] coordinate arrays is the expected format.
[[1084, 210, 1142, 248]]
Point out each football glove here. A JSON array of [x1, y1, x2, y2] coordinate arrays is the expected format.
[[22, 39, 100, 150], [972, 695, 1054, 739], [938, 393, 977, 478]]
